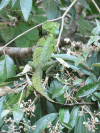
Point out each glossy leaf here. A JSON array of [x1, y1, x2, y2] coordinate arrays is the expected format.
[[31, 101, 42, 125], [77, 25, 85, 37], [46, 0, 57, 20], [51, 54, 86, 67], [13, 105, 24, 123], [96, 19, 100, 31], [1, 110, 11, 119], [78, 0, 90, 10], [33, 113, 58, 133], [7, 92, 21, 105], [0, 0, 10, 10], [60, 121, 72, 130], [19, 22, 39, 41], [20, 0, 32, 21], [12, 0, 17, 7], [87, 52, 98, 67], [91, 63, 100, 67], [82, 49, 91, 59], [75, 57, 84, 66], [0, 54, 16, 83], [1, 26, 14, 42], [92, 27, 100, 36], [67, 61, 92, 76], [52, 85, 69, 99], [60, 0, 76, 19], [85, 76, 93, 85], [0, 97, 5, 118], [76, 81, 100, 98], [29, 15, 47, 23], [14, 26, 30, 47], [59, 108, 70, 124], [94, 92, 100, 98], [46, 100, 56, 113], [73, 79, 82, 85], [0, 96, 5, 126], [74, 114, 88, 133], [87, 36, 100, 46], [68, 106, 80, 128], [78, 15, 93, 32]]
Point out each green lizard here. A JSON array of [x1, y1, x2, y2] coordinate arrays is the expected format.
[[32, 21, 60, 102]]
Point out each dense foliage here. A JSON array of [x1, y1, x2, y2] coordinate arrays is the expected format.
[[0, 0, 100, 133]]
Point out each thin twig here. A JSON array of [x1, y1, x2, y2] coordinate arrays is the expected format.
[[18, 83, 28, 104], [56, 0, 77, 51], [91, 0, 100, 13], [0, 0, 77, 51], [0, 23, 44, 51]]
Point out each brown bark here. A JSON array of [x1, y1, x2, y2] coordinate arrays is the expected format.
[[0, 46, 35, 58]]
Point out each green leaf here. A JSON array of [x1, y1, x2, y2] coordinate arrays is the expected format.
[[75, 57, 84, 66], [46, 0, 57, 20], [61, 0, 76, 20], [78, 15, 93, 32], [85, 76, 93, 85], [0, 96, 5, 126], [51, 54, 86, 67], [12, 0, 17, 7], [0, 97, 5, 118], [74, 114, 88, 133], [91, 27, 100, 36], [87, 52, 98, 67], [68, 106, 80, 128], [51, 54, 76, 62], [19, 22, 39, 41], [33, 113, 58, 133], [1, 26, 14, 42], [60, 121, 72, 130], [29, 15, 47, 23], [52, 85, 69, 99], [73, 79, 82, 85], [48, 80, 66, 104], [82, 49, 91, 59], [0, 0, 10, 10], [91, 63, 100, 67], [78, 0, 91, 10], [94, 92, 100, 98], [14, 23, 39, 47], [77, 25, 85, 37], [55, 73, 68, 84], [96, 19, 100, 31], [76, 81, 100, 98], [13, 105, 24, 123], [1, 123, 10, 132], [20, 0, 32, 21], [7, 92, 21, 105], [0, 9, 8, 18], [31, 101, 42, 124], [1, 110, 11, 119], [87, 36, 100, 46], [59, 108, 70, 124], [0, 54, 16, 83], [46, 100, 56, 113], [67, 61, 92, 76], [3, 101, 11, 110], [14, 26, 30, 47]]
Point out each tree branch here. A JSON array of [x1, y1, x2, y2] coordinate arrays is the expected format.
[[0, 46, 35, 58]]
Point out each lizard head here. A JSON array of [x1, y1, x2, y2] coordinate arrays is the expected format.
[[42, 21, 60, 36]]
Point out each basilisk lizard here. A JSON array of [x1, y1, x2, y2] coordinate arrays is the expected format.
[[32, 21, 60, 102]]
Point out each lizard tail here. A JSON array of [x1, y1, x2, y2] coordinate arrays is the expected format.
[[32, 68, 54, 102]]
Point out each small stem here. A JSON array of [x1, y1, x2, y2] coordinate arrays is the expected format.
[[91, 0, 100, 13]]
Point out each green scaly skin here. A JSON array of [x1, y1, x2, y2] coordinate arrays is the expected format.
[[32, 21, 60, 102]]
